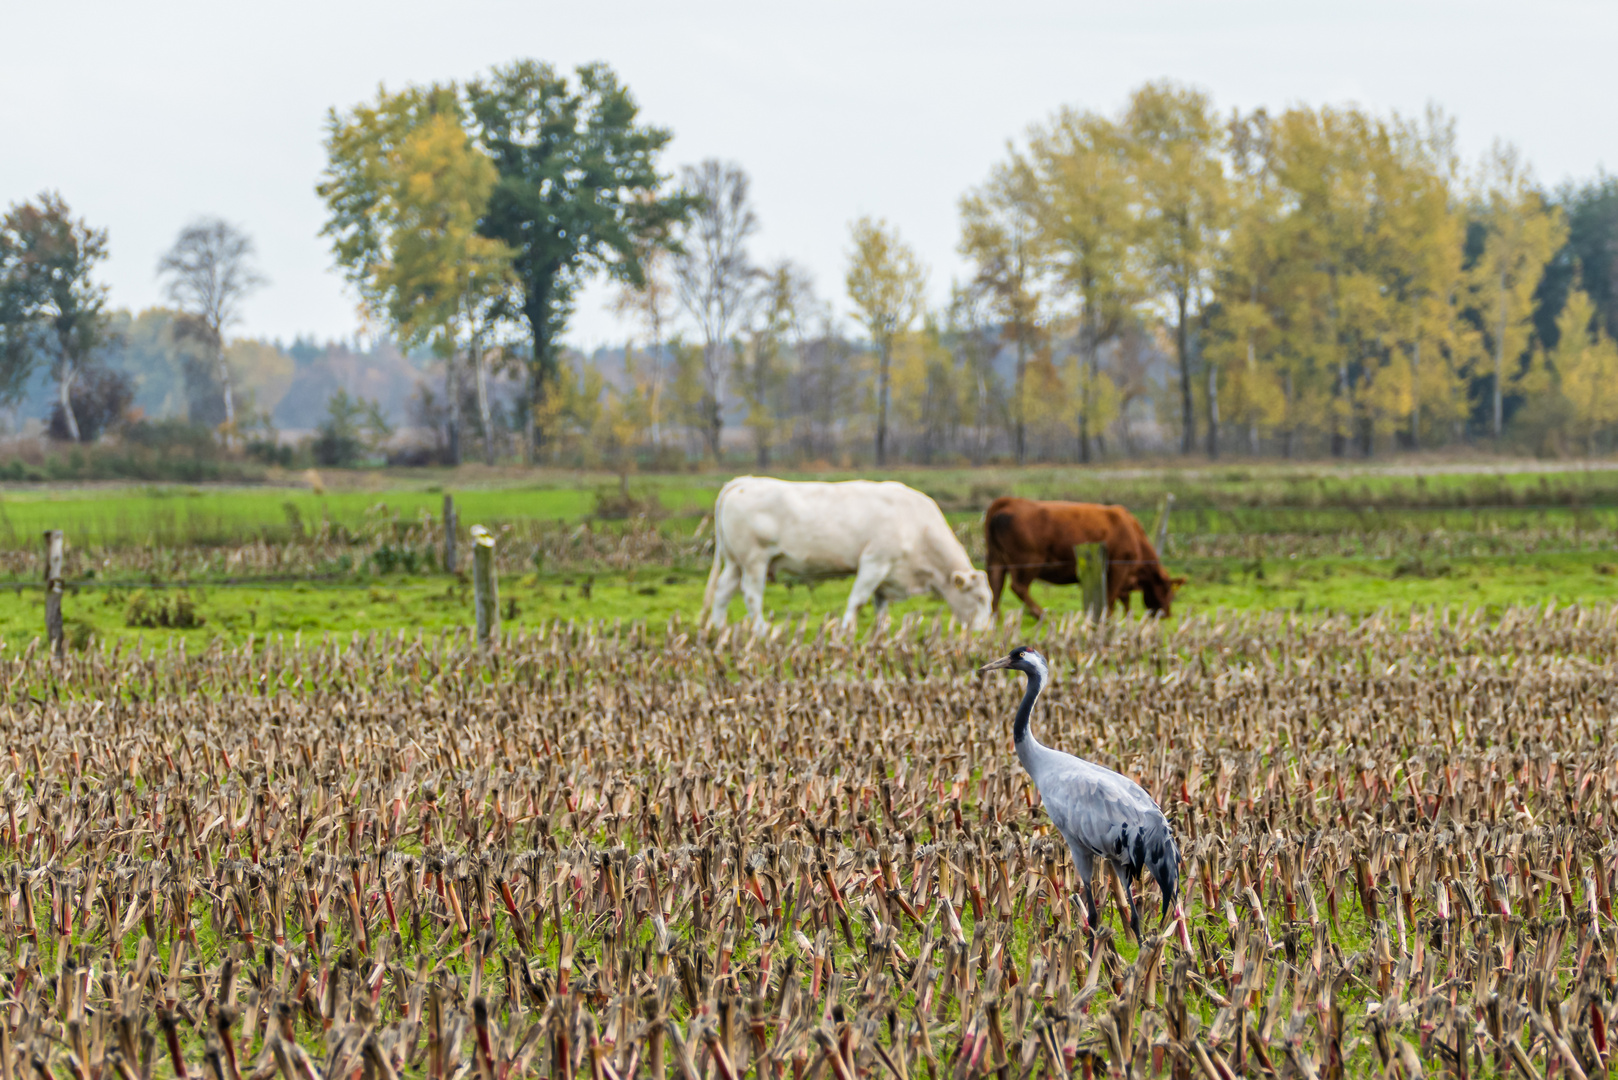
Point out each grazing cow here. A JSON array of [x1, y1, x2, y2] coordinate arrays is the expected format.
[[702, 477, 994, 632], [984, 497, 1184, 619]]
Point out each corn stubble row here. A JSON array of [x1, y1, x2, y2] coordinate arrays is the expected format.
[[4, 605, 1618, 1080], [7, 511, 1618, 584]]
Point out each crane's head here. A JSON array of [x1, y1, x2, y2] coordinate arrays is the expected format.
[[977, 645, 1049, 681]]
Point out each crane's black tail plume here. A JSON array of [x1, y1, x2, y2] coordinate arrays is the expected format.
[[1146, 827, 1181, 919]]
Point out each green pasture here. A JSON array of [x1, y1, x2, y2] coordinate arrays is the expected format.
[[0, 482, 711, 547], [15, 548, 1618, 651], [8, 461, 1618, 551], [8, 460, 1618, 649]]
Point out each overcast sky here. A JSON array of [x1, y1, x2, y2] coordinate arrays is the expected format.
[[3, 1, 1613, 353]]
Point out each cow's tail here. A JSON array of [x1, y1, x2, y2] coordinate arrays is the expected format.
[[700, 541, 726, 625], [984, 501, 1016, 567], [699, 480, 737, 625]]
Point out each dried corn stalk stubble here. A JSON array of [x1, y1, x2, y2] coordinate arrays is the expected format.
[[0, 603, 1615, 1079]]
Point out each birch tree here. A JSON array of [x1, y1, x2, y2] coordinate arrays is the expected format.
[[674, 160, 759, 460], [157, 219, 265, 439]]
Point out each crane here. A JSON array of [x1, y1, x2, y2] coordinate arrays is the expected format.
[[979, 644, 1184, 942]]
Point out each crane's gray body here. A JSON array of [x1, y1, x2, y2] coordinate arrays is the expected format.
[[984, 646, 1179, 937]]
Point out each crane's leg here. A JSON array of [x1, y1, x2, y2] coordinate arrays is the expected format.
[[842, 556, 891, 632], [1071, 848, 1099, 934], [707, 556, 742, 628], [1121, 871, 1143, 944]]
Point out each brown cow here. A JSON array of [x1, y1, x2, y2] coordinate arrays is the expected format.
[[984, 497, 1185, 619]]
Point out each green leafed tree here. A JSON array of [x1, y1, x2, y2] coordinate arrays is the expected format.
[[466, 61, 695, 457], [0, 193, 110, 441]]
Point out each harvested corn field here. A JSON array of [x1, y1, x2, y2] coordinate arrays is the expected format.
[[5, 606, 1618, 1079]]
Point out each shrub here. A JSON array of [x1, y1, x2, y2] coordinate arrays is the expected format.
[[48, 367, 134, 442], [312, 389, 392, 467], [124, 589, 206, 629]]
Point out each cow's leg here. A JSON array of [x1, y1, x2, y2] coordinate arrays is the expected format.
[[1107, 573, 1129, 616], [707, 557, 742, 628], [842, 556, 892, 631], [1009, 570, 1045, 620], [740, 555, 772, 632]]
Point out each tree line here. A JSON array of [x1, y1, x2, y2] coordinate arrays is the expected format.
[[5, 65, 1616, 467], [329, 67, 1613, 466]]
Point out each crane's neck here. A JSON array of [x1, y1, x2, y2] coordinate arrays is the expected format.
[[1013, 654, 1049, 752]]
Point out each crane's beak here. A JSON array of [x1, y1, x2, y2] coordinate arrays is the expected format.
[[977, 655, 1014, 673]]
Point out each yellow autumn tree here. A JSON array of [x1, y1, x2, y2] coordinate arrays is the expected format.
[[1471, 142, 1567, 441], [1206, 109, 1287, 455], [846, 218, 927, 466], [319, 87, 516, 464], [1126, 81, 1228, 455], [1540, 285, 1618, 454], [1022, 107, 1136, 460], [959, 163, 1044, 463]]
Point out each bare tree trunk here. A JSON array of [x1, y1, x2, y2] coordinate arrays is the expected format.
[[218, 337, 237, 433], [876, 339, 890, 466], [1205, 359, 1219, 460], [57, 365, 80, 442], [1282, 369, 1294, 459], [473, 333, 494, 466], [648, 336, 664, 448], [523, 359, 538, 466], [447, 349, 462, 467], [1014, 334, 1027, 465], [755, 350, 769, 469], [703, 341, 724, 461], [1077, 318, 1093, 465], [1246, 337, 1259, 455], [1331, 362, 1348, 458], [1409, 339, 1420, 449], [1177, 291, 1195, 455], [973, 373, 987, 466], [1493, 271, 1507, 440]]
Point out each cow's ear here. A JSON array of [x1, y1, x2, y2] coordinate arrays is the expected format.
[[951, 569, 972, 589], [1169, 575, 1188, 590]]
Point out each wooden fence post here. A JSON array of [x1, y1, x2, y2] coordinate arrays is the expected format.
[[443, 494, 458, 573], [44, 530, 65, 658], [1152, 492, 1175, 554], [471, 525, 498, 647], [1074, 542, 1107, 621]]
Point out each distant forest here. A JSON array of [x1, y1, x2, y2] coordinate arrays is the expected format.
[[4, 67, 1617, 472]]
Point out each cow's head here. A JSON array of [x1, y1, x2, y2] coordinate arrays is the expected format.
[[943, 568, 994, 631], [1141, 567, 1187, 617]]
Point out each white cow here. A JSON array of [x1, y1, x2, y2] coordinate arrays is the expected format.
[[701, 477, 994, 632]]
